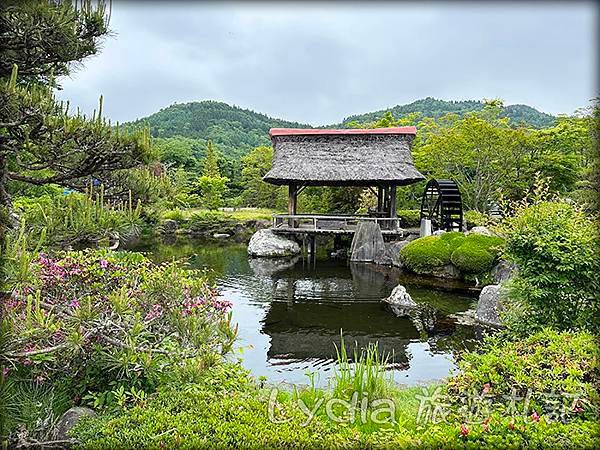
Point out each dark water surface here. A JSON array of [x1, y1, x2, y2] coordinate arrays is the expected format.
[[131, 237, 478, 387]]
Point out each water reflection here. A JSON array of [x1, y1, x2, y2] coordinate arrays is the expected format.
[[132, 237, 477, 386]]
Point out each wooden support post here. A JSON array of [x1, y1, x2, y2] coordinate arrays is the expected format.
[[389, 185, 397, 230], [389, 185, 397, 218], [288, 183, 297, 227], [377, 186, 383, 212], [382, 185, 389, 214]]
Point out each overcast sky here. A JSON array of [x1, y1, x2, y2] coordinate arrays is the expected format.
[[56, 1, 598, 126]]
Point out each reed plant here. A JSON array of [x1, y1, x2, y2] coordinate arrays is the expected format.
[[331, 336, 394, 400]]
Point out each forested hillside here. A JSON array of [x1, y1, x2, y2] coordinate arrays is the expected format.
[[342, 97, 556, 128], [128, 100, 310, 159]]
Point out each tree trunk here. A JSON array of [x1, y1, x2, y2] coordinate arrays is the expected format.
[[0, 155, 18, 229]]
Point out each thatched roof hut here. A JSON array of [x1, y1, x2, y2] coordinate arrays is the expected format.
[[263, 127, 424, 186]]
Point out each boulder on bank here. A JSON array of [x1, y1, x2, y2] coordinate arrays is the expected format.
[[247, 229, 301, 257], [53, 406, 96, 441], [476, 284, 503, 327], [492, 260, 516, 283], [467, 226, 494, 236], [382, 284, 417, 317], [350, 222, 386, 262], [160, 219, 179, 234]]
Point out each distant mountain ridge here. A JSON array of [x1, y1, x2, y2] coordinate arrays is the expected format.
[[341, 97, 556, 128], [130, 97, 557, 159]]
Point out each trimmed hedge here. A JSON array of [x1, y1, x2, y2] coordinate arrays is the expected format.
[[397, 209, 421, 227]]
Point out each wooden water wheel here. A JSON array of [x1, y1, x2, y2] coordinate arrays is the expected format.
[[419, 179, 463, 232]]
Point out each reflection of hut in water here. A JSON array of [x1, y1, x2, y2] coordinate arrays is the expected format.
[[261, 301, 415, 368], [248, 255, 477, 368]]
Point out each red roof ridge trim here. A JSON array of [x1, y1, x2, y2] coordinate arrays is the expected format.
[[269, 127, 417, 137]]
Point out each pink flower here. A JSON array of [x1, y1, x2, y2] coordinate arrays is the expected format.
[[99, 259, 109, 269], [145, 304, 163, 321], [2, 367, 9, 378], [531, 411, 540, 422], [482, 383, 491, 394], [460, 423, 469, 437], [70, 299, 80, 309]]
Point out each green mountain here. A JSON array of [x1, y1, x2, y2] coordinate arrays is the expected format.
[[342, 97, 556, 128], [128, 100, 310, 159], [130, 97, 557, 160]]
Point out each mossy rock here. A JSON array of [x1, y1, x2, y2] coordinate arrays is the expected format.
[[399, 235, 452, 273]]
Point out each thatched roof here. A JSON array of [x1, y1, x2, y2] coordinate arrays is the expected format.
[[263, 127, 424, 186]]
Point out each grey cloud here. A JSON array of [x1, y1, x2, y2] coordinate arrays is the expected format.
[[56, 1, 598, 125]]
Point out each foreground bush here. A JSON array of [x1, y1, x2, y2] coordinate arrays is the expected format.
[[447, 329, 599, 420], [499, 199, 599, 334], [73, 353, 599, 449], [3, 249, 236, 401]]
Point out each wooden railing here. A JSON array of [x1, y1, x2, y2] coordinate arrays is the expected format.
[[272, 214, 402, 232]]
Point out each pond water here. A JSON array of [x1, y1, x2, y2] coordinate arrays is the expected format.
[[130, 237, 478, 387]]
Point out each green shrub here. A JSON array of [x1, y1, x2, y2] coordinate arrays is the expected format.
[[499, 200, 599, 334], [464, 210, 492, 228], [397, 209, 421, 227], [451, 242, 496, 273], [399, 235, 452, 272], [13, 187, 142, 247], [189, 210, 237, 235], [440, 231, 467, 251], [464, 233, 504, 256], [447, 329, 599, 421], [161, 208, 186, 222]]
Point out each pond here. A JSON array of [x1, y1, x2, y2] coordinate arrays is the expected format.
[[130, 237, 479, 387]]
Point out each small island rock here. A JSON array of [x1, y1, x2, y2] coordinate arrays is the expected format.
[[247, 229, 301, 257]]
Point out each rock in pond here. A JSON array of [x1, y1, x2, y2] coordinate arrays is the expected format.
[[382, 284, 417, 317], [374, 240, 410, 267], [350, 222, 386, 263], [53, 406, 96, 441], [476, 284, 503, 327], [247, 229, 301, 258]]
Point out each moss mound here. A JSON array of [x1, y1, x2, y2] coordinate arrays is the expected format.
[[400, 232, 505, 275], [451, 242, 495, 273], [399, 235, 452, 272]]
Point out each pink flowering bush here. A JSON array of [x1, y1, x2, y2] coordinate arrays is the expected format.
[[2, 249, 236, 395]]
